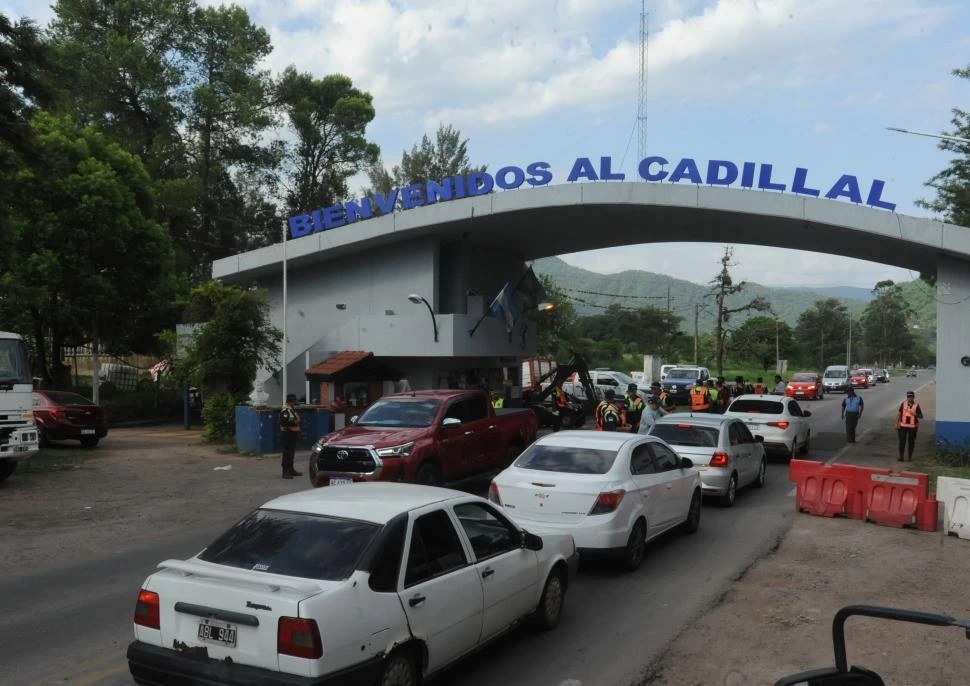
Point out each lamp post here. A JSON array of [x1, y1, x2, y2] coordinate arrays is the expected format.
[[281, 223, 288, 403], [886, 127, 970, 145], [408, 294, 438, 342]]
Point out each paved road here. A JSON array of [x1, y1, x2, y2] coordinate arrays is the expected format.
[[0, 374, 933, 686]]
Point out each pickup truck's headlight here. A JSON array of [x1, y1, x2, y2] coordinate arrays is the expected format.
[[376, 442, 415, 457]]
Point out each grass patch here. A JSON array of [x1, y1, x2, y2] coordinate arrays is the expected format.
[[16, 447, 104, 474], [906, 461, 970, 493]]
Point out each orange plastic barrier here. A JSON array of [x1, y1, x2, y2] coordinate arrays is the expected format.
[[790, 460, 857, 518], [916, 493, 939, 532], [865, 470, 930, 529]]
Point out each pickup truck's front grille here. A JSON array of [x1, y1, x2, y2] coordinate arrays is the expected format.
[[317, 446, 377, 473]]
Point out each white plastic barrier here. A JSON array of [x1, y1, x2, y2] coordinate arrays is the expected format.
[[937, 476, 970, 541]]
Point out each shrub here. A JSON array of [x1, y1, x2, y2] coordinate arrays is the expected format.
[[202, 393, 237, 443]]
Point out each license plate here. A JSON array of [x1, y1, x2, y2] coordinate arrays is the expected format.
[[81, 429, 96, 435], [796, 391, 804, 395], [198, 621, 237, 647], [329, 477, 353, 486]]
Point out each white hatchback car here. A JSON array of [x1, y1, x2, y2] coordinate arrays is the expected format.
[[127, 483, 578, 686], [724, 394, 813, 459], [648, 414, 768, 506], [489, 431, 702, 572]]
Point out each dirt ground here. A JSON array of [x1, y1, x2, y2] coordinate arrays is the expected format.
[[649, 383, 970, 686], [0, 426, 308, 573]]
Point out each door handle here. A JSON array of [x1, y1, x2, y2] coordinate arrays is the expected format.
[[481, 567, 495, 579], [464, 431, 474, 436], [488, 425, 496, 430], [408, 594, 426, 607]]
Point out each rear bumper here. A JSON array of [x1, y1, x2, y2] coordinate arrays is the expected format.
[[696, 468, 732, 495], [41, 425, 108, 440], [127, 641, 382, 686]]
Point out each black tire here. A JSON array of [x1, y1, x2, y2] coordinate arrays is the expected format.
[[378, 648, 419, 686], [414, 462, 441, 487], [38, 429, 50, 448], [80, 437, 99, 448], [683, 489, 701, 534], [532, 569, 566, 631], [719, 473, 738, 507], [0, 459, 16, 482], [800, 433, 811, 455], [505, 444, 523, 467], [753, 457, 767, 489], [620, 519, 647, 572], [787, 439, 798, 462]]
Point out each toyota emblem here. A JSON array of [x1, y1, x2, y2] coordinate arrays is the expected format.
[[336, 450, 349, 461]]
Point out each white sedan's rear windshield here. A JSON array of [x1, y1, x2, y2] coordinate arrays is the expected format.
[[199, 509, 380, 580], [515, 444, 618, 474], [730, 399, 784, 414], [650, 424, 719, 447]]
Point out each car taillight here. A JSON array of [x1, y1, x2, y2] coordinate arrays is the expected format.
[[488, 482, 501, 505], [278, 617, 323, 659], [767, 421, 790, 430], [709, 451, 729, 467], [589, 490, 625, 515], [134, 589, 160, 629], [50, 408, 66, 419]]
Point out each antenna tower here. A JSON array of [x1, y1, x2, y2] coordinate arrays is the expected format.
[[637, 0, 649, 160]]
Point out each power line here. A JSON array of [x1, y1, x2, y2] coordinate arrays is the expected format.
[[560, 286, 670, 300]]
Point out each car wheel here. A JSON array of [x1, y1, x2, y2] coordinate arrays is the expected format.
[[800, 432, 811, 455], [787, 439, 797, 462], [379, 648, 419, 686], [532, 569, 565, 630], [80, 437, 99, 449], [683, 490, 701, 534], [0, 458, 17, 482], [38, 429, 50, 447], [621, 520, 647, 572], [414, 462, 442, 487], [719, 473, 738, 507], [754, 457, 767, 488]]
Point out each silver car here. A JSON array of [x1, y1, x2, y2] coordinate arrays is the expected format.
[[648, 413, 767, 507]]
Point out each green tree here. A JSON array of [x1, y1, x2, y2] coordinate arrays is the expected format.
[[277, 68, 379, 217], [795, 298, 851, 368], [1, 113, 178, 390], [706, 247, 771, 376], [0, 13, 60, 157], [861, 280, 916, 366], [529, 276, 577, 361], [730, 316, 796, 371], [179, 282, 281, 398], [573, 304, 683, 360]]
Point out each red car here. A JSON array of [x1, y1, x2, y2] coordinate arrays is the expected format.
[[32, 391, 108, 448], [786, 372, 824, 400], [849, 370, 869, 389]]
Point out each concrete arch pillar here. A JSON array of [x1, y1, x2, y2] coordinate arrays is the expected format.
[[936, 256, 970, 446]]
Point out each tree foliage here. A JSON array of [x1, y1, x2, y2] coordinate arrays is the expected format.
[[730, 316, 796, 371], [795, 299, 851, 368], [860, 280, 916, 366], [0, 13, 60, 157], [706, 247, 771, 376]]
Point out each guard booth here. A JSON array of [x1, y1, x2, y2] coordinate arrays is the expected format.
[[306, 351, 405, 429]]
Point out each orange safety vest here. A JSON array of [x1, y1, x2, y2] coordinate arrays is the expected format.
[[595, 401, 624, 431], [552, 387, 568, 409], [752, 383, 767, 394], [689, 385, 710, 412], [897, 402, 921, 429]]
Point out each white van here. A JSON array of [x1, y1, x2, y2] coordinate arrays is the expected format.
[[822, 365, 849, 393]]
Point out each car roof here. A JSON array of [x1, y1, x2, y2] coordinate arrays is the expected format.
[[260, 483, 470, 524], [654, 413, 733, 428], [536, 430, 649, 450], [729, 394, 788, 402]]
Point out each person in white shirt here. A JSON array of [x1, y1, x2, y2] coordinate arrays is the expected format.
[[773, 374, 786, 395], [637, 397, 667, 434]]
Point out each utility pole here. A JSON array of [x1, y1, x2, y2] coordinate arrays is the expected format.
[[820, 327, 825, 370], [637, 0, 649, 159], [693, 303, 699, 365], [666, 286, 671, 313], [281, 222, 288, 404], [775, 319, 780, 369], [846, 317, 852, 368]]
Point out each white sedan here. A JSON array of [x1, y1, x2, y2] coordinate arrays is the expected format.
[[724, 394, 813, 459], [127, 483, 578, 686], [489, 431, 702, 572]]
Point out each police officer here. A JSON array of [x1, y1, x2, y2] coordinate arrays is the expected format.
[[690, 379, 711, 413], [707, 379, 720, 413], [896, 390, 923, 462], [841, 387, 864, 443], [651, 381, 675, 414], [595, 389, 625, 431], [625, 383, 645, 432], [491, 390, 505, 409], [752, 377, 768, 394], [733, 375, 750, 397], [279, 394, 303, 479], [715, 377, 731, 414]]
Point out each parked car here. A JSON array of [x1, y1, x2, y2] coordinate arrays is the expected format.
[[882, 368, 892, 383], [127, 483, 578, 686], [906, 369, 918, 378], [785, 373, 824, 400], [859, 368, 876, 386], [849, 370, 869, 389], [308, 390, 539, 488], [648, 414, 767, 506], [724, 395, 812, 459], [32, 390, 107, 448], [489, 431, 702, 571], [822, 365, 849, 393], [661, 366, 712, 404], [587, 369, 652, 400]]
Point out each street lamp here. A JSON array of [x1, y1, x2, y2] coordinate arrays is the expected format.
[[537, 302, 555, 312], [407, 294, 438, 342]]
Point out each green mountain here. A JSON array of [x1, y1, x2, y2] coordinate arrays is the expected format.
[[533, 257, 936, 334]]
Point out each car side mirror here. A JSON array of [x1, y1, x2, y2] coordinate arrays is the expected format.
[[521, 531, 544, 551], [755, 435, 765, 443], [803, 410, 812, 417], [350, 415, 359, 425], [680, 457, 694, 469], [441, 417, 462, 429]]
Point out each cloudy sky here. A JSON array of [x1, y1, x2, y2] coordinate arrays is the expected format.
[[6, 0, 968, 288]]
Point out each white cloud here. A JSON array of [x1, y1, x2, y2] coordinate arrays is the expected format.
[[814, 121, 833, 133], [844, 91, 886, 106]]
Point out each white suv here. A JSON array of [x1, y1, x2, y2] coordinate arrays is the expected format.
[[724, 395, 813, 460]]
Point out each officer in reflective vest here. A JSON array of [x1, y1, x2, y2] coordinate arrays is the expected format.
[[733, 375, 751, 397], [595, 389, 625, 431], [752, 377, 768, 395], [689, 380, 711, 412], [896, 390, 923, 462], [491, 391, 505, 409], [625, 383, 645, 432], [279, 394, 303, 479], [707, 379, 720, 413], [651, 381, 675, 414]]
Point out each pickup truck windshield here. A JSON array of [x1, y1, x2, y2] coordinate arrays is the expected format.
[[612, 372, 637, 386], [357, 398, 441, 427], [0, 339, 31, 385], [667, 368, 700, 380]]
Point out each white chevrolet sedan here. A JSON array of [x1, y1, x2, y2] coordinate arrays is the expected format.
[[489, 431, 702, 572], [724, 394, 813, 459], [127, 483, 578, 686]]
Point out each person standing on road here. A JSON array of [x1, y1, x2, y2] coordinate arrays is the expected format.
[[651, 381, 675, 414], [706, 379, 720, 414], [715, 377, 731, 414], [689, 379, 711, 413], [595, 389, 625, 431], [773, 374, 786, 395], [752, 377, 768, 394], [733, 375, 751, 397], [637, 396, 667, 434], [625, 383, 645, 432], [841, 387, 864, 444], [896, 390, 923, 462], [279, 394, 303, 479]]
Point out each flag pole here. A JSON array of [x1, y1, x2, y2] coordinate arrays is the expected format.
[[469, 269, 533, 337]]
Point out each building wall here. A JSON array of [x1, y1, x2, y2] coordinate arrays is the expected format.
[[936, 256, 970, 445]]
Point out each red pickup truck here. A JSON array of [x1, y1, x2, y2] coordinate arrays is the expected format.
[[307, 389, 539, 487]]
